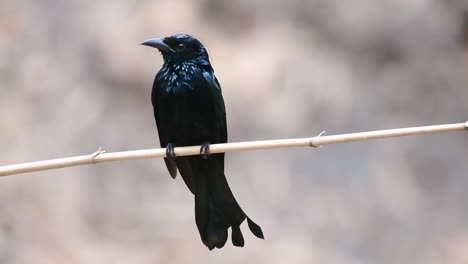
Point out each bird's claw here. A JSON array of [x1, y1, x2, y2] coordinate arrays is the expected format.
[[200, 142, 210, 159], [166, 143, 176, 158]]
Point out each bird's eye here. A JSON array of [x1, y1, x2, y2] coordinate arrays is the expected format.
[[175, 43, 185, 51]]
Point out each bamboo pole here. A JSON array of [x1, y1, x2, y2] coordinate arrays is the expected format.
[[0, 121, 466, 177]]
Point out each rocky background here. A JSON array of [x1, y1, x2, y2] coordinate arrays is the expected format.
[[1, 0, 468, 263]]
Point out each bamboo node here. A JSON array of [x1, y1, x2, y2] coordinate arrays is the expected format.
[[310, 130, 326, 147], [90, 147, 106, 163]]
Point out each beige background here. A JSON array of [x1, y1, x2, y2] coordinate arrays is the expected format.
[[1, 0, 468, 263]]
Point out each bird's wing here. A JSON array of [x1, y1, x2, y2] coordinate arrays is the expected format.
[[169, 71, 227, 197], [207, 73, 228, 144], [152, 79, 178, 179]]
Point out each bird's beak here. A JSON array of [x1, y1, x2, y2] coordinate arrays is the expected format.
[[141, 38, 175, 52]]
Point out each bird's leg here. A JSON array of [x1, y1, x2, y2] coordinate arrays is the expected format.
[[166, 143, 176, 158], [200, 142, 210, 159]]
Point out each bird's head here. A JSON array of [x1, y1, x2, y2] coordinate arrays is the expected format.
[[141, 34, 210, 65]]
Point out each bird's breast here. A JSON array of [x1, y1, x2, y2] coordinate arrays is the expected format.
[[157, 63, 201, 95]]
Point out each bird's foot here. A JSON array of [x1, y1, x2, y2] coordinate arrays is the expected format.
[[166, 143, 176, 158], [200, 142, 210, 159]]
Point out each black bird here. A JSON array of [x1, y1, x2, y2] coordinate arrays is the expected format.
[[142, 34, 263, 250]]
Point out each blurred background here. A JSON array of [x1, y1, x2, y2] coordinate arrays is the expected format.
[[1, 0, 468, 263]]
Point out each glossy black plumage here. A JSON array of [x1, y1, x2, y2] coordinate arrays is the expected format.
[[142, 34, 263, 250]]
